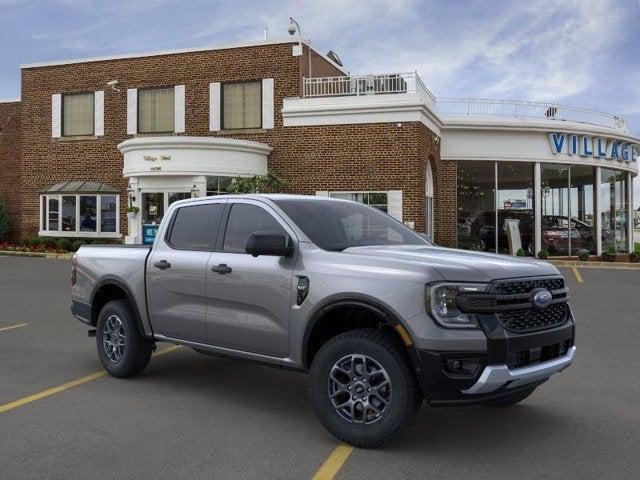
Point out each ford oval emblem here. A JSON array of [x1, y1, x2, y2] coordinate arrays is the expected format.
[[531, 289, 553, 309]]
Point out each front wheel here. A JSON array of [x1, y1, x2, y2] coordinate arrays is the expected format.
[[96, 299, 153, 378], [309, 329, 422, 448]]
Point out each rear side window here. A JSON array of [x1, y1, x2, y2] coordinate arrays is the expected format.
[[167, 203, 223, 250], [223, 203, 286, 253]]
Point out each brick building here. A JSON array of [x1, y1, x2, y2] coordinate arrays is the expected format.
[[1, 38, 639, 255]]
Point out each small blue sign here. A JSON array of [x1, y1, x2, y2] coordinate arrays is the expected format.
[[143, 224, 159, 245]]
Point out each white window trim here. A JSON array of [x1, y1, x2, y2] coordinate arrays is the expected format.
[[39, 193, 121, 238]]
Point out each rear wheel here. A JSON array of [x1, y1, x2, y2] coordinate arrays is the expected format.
[[96, 299, 153, 378], [483, 386, 537, 407], [309, 329, 422, 448]]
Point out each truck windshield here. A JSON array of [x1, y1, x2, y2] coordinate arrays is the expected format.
[[273, 199, 430, 251]]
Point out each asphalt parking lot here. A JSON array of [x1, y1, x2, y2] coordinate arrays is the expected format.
[[1, 257, 639, 479]]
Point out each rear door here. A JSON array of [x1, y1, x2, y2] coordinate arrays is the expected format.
[[147, 200, 225, 343], [205, 200, 296, 358]]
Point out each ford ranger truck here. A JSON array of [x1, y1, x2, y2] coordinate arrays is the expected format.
[[71, 194, 576, 448]]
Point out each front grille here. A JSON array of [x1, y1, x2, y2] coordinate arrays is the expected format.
[[507, 339, 572, 369], [497, 303, 568, 333], [494, 278, 565, 295]]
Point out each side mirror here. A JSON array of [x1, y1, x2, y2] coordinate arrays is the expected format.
[[245, 232, 293, 257]]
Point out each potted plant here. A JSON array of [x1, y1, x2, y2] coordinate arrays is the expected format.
[[577, 249, 590, 261], [126, 206, 139, 219], [602, 245, 617, 262], [537, 250, 549, 260]]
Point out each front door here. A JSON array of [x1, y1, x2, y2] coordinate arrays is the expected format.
[[147, 200, 225, 343], [141, 191, 191, 244], [205, 201, 295, 358]]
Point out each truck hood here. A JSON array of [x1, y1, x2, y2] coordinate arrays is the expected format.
[[342, 245, 560, 282]]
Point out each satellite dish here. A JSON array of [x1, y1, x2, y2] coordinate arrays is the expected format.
[[326, 50, 343, 67]]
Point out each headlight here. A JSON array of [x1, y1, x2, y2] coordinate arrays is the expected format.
[[426, 283, 488, 328]]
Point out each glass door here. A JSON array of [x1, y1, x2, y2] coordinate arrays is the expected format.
[[142, 192, 165, 244], [141, 191, 193, 244]]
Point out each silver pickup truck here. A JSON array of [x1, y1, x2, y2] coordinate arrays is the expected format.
[[71, 194, 575, 447]]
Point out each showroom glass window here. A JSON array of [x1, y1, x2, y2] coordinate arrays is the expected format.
[[569, 166, 596, 255], [457, 161, 496, 252], [497, 163, 535, 255], [222, 81, 261, 130], [601, 168, 628, 252], [138, 87, 175, 133], [328, 192, 389, 213], [40, 194, 119, 236], [62, 92, 94, 136], [541, 164, 570, 256]]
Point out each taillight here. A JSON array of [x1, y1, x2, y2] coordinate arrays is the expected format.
[[71, 254, 77, 286]]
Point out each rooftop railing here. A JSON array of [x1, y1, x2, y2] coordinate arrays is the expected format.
[[302, 72, 436, 107], [436, 97, 628, 132], [302, 73, 628, 132]]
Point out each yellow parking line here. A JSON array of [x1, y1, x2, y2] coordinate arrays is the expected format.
[[0, 323, 28, 333], [571, 266, 584, 283], [0, 345, 181, 415], [312, 442, 354, 480]]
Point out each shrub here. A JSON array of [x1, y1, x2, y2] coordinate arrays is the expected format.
[[0, 197, 9, 241], [57, 238, 72, 252], [71, 240, 83, 252], [516, 248, 525, 257], [21, 238, 32, 248], [537, 250, 549, 260], [602, 245, 617, 262], [31, 237, 43, 247], [629, 251, 640, 263], [578, 249, 590, 261], [42, 237, 57, 249]]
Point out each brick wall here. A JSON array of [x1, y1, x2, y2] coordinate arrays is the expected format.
[[0, 101, 21, 240], [418, 124, 457, 247], [16, 41, 453, 244], [19, 42, 305, 238]]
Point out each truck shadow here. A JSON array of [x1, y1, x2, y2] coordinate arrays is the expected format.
[[137, 348, 582, 451]]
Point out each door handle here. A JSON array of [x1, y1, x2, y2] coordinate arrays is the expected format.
[[153, 260, 171, 270], [211, 264, 232, 275]]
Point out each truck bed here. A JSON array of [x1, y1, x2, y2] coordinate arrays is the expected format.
[[72, 244, 153, 335]]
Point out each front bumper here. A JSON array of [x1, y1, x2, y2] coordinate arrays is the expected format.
[[461, 346, 575, 395], [415, 307, 575, 406]]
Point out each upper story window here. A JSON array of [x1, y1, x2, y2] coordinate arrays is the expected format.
[[222, 81, 261, 130], [138, 87, 175, 133], [63, 92, 94, 136]]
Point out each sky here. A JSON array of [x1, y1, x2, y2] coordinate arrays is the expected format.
[[1, 0, 639, 202]]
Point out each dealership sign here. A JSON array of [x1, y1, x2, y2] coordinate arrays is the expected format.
[[548, 133, 638, 163]]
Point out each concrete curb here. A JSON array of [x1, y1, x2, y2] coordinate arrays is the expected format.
[[0, 250, 73, 259], [550, 260, 640, 269]]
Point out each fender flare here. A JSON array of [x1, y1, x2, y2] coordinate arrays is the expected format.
[[301, 293, 423, 374], [90, 276, 151, 338]]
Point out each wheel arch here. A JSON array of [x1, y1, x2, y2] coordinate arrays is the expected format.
[[301, 294, 423, 376], [90, 277, 149, 337]]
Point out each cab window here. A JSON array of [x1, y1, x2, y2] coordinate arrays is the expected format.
[[167, 203, 223, 250]]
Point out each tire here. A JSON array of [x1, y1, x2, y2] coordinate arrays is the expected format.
[[96, 299, 153, 378], [309, 328, 422, 448], [483, 386, 537, 407]]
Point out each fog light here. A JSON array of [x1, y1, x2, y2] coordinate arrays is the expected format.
[[444, 357, 480, 377]]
